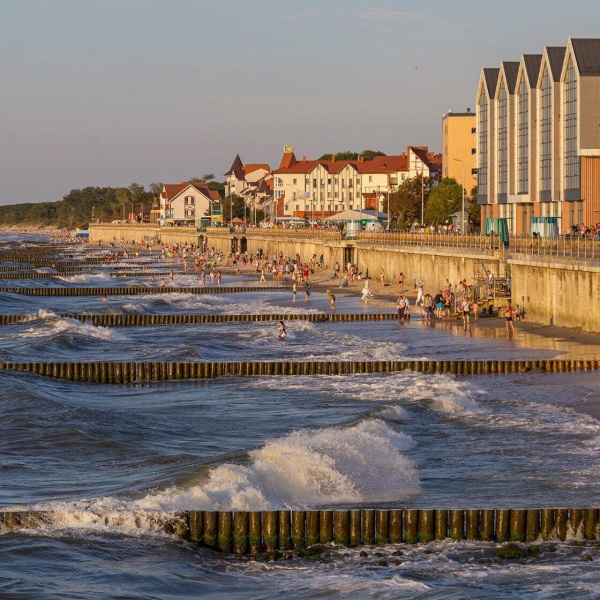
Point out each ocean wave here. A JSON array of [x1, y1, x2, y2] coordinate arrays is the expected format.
[[10, 314, 125, 342], [134, 418, 420, 511]]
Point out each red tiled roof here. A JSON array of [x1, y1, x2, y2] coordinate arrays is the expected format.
[[162, 183, 188, 201], [163, 183, 220, 202], [243, 163, 271, 175], [279, 152, 297, 170], [274, 152, 409, 175]]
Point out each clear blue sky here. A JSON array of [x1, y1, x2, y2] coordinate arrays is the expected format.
[[1, 0, 598, 205]]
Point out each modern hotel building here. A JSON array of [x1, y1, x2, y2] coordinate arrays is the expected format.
[[476, 37, 600, 234]]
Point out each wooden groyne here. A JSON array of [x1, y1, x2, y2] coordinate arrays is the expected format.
[[0, 313, 401, 326], [0, 285, 289, 296], [1, 359, 597, 383], [0, 271, 201, 279], [1, 508, 598, 552]]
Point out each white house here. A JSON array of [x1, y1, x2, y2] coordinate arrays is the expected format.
[[160, 182, 221, 226]]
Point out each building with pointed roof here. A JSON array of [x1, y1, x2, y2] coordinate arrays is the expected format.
[[224, 154, 271, 198], [159, 182, 221, 226], [476, 37, 600, 234]]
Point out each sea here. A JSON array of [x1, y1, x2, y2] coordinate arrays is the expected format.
[[1, 232, 599, 600]]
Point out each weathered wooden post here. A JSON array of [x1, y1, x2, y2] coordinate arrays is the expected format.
[[233, 512, 249, 555], [333, 510, 350, 546]]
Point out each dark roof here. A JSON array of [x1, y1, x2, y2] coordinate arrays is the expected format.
[[523, 54, 542, 86], [571, 38, 600, 76], [546, 46, 566, 80], [501, 61, 520, 93], [224, 154, 244, 178], [483, 68, 500, 96]]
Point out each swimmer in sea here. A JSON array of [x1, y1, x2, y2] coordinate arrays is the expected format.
[[101, 295, 108, 302], [278, 321, 286, 340]]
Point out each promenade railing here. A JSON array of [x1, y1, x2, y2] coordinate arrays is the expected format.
[[510, 234, 600, 260], [357, 232, 504, 252]]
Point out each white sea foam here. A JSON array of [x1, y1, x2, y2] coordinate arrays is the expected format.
[[56, 273, 112, 283], [251, 373, 482, 416], [134, 419, 419, 511]]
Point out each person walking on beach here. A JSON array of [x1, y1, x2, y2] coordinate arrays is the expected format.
[[379, 269, 385, 287], [259, 267, 266, 285], [361, 281, 372, 303], [504, 302, 515, 336], [415, 280, 424, 307], [216, 270, 222, 287], [327, 289, 336, 309]]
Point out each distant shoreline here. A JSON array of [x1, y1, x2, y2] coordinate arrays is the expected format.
[[0, 225, 65, 234]]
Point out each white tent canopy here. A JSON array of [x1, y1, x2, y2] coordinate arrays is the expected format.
[[324, 210, 388, 222]]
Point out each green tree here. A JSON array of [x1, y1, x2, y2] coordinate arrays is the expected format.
[[388, 175, 431, 229], [361, 149, 387, 161], [468, 184, 481, 227], [223, 194, 246, 221], [424, 178, 463, 226], [148, 182, 163, 198], [317, 150, 386, 161]]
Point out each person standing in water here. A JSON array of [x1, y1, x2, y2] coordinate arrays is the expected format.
[[327, 289, 336, 309], [504, 302, 515, 336], [292, 281, 297, 303], [278, 321, 286, 340]]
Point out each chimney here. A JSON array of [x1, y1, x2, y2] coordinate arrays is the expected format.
[[331, 155, 336, 163], [359, 156, 364, 163], [302, 156, 306, 163]]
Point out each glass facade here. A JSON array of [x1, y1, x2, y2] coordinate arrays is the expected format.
[[563, 57, 579, 196], [477, 91, 488, 198], [517, 77, 529, 194], [497, 83, 508, 196], [539, 67, 552, 195]]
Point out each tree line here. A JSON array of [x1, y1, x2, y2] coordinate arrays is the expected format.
[[0, 178, 226, 230]]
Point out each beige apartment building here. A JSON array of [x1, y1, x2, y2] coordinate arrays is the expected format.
[[272, 147, 441, 220], [441, 109, 477, 193], [477, 37, 600, 235]]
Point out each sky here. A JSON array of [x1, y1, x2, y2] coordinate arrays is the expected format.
[[1, 0, 599, 205]]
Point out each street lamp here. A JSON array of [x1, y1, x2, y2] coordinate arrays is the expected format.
[[454, 158, 465, 234]]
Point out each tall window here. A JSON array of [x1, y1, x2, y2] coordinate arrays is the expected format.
[[539, 66, 552, 195], [517, 77, 529, 194], [497, 82, 508, 196], [478, 91, 488, 198], [563, 57, 579, 194]]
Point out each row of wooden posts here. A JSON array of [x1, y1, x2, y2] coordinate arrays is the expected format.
[[0, 313, 403, 326], [1, 358, 598, 383], [0, 285, 287, 296], [1, 508, 599, 553], [0, 271, 199, 279], [0, 256, 107, 265]]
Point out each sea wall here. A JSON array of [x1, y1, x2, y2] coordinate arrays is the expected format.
[[88, 224, 202, 247], [205, 229, 499, 294], [509, 254, 600, 331]]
